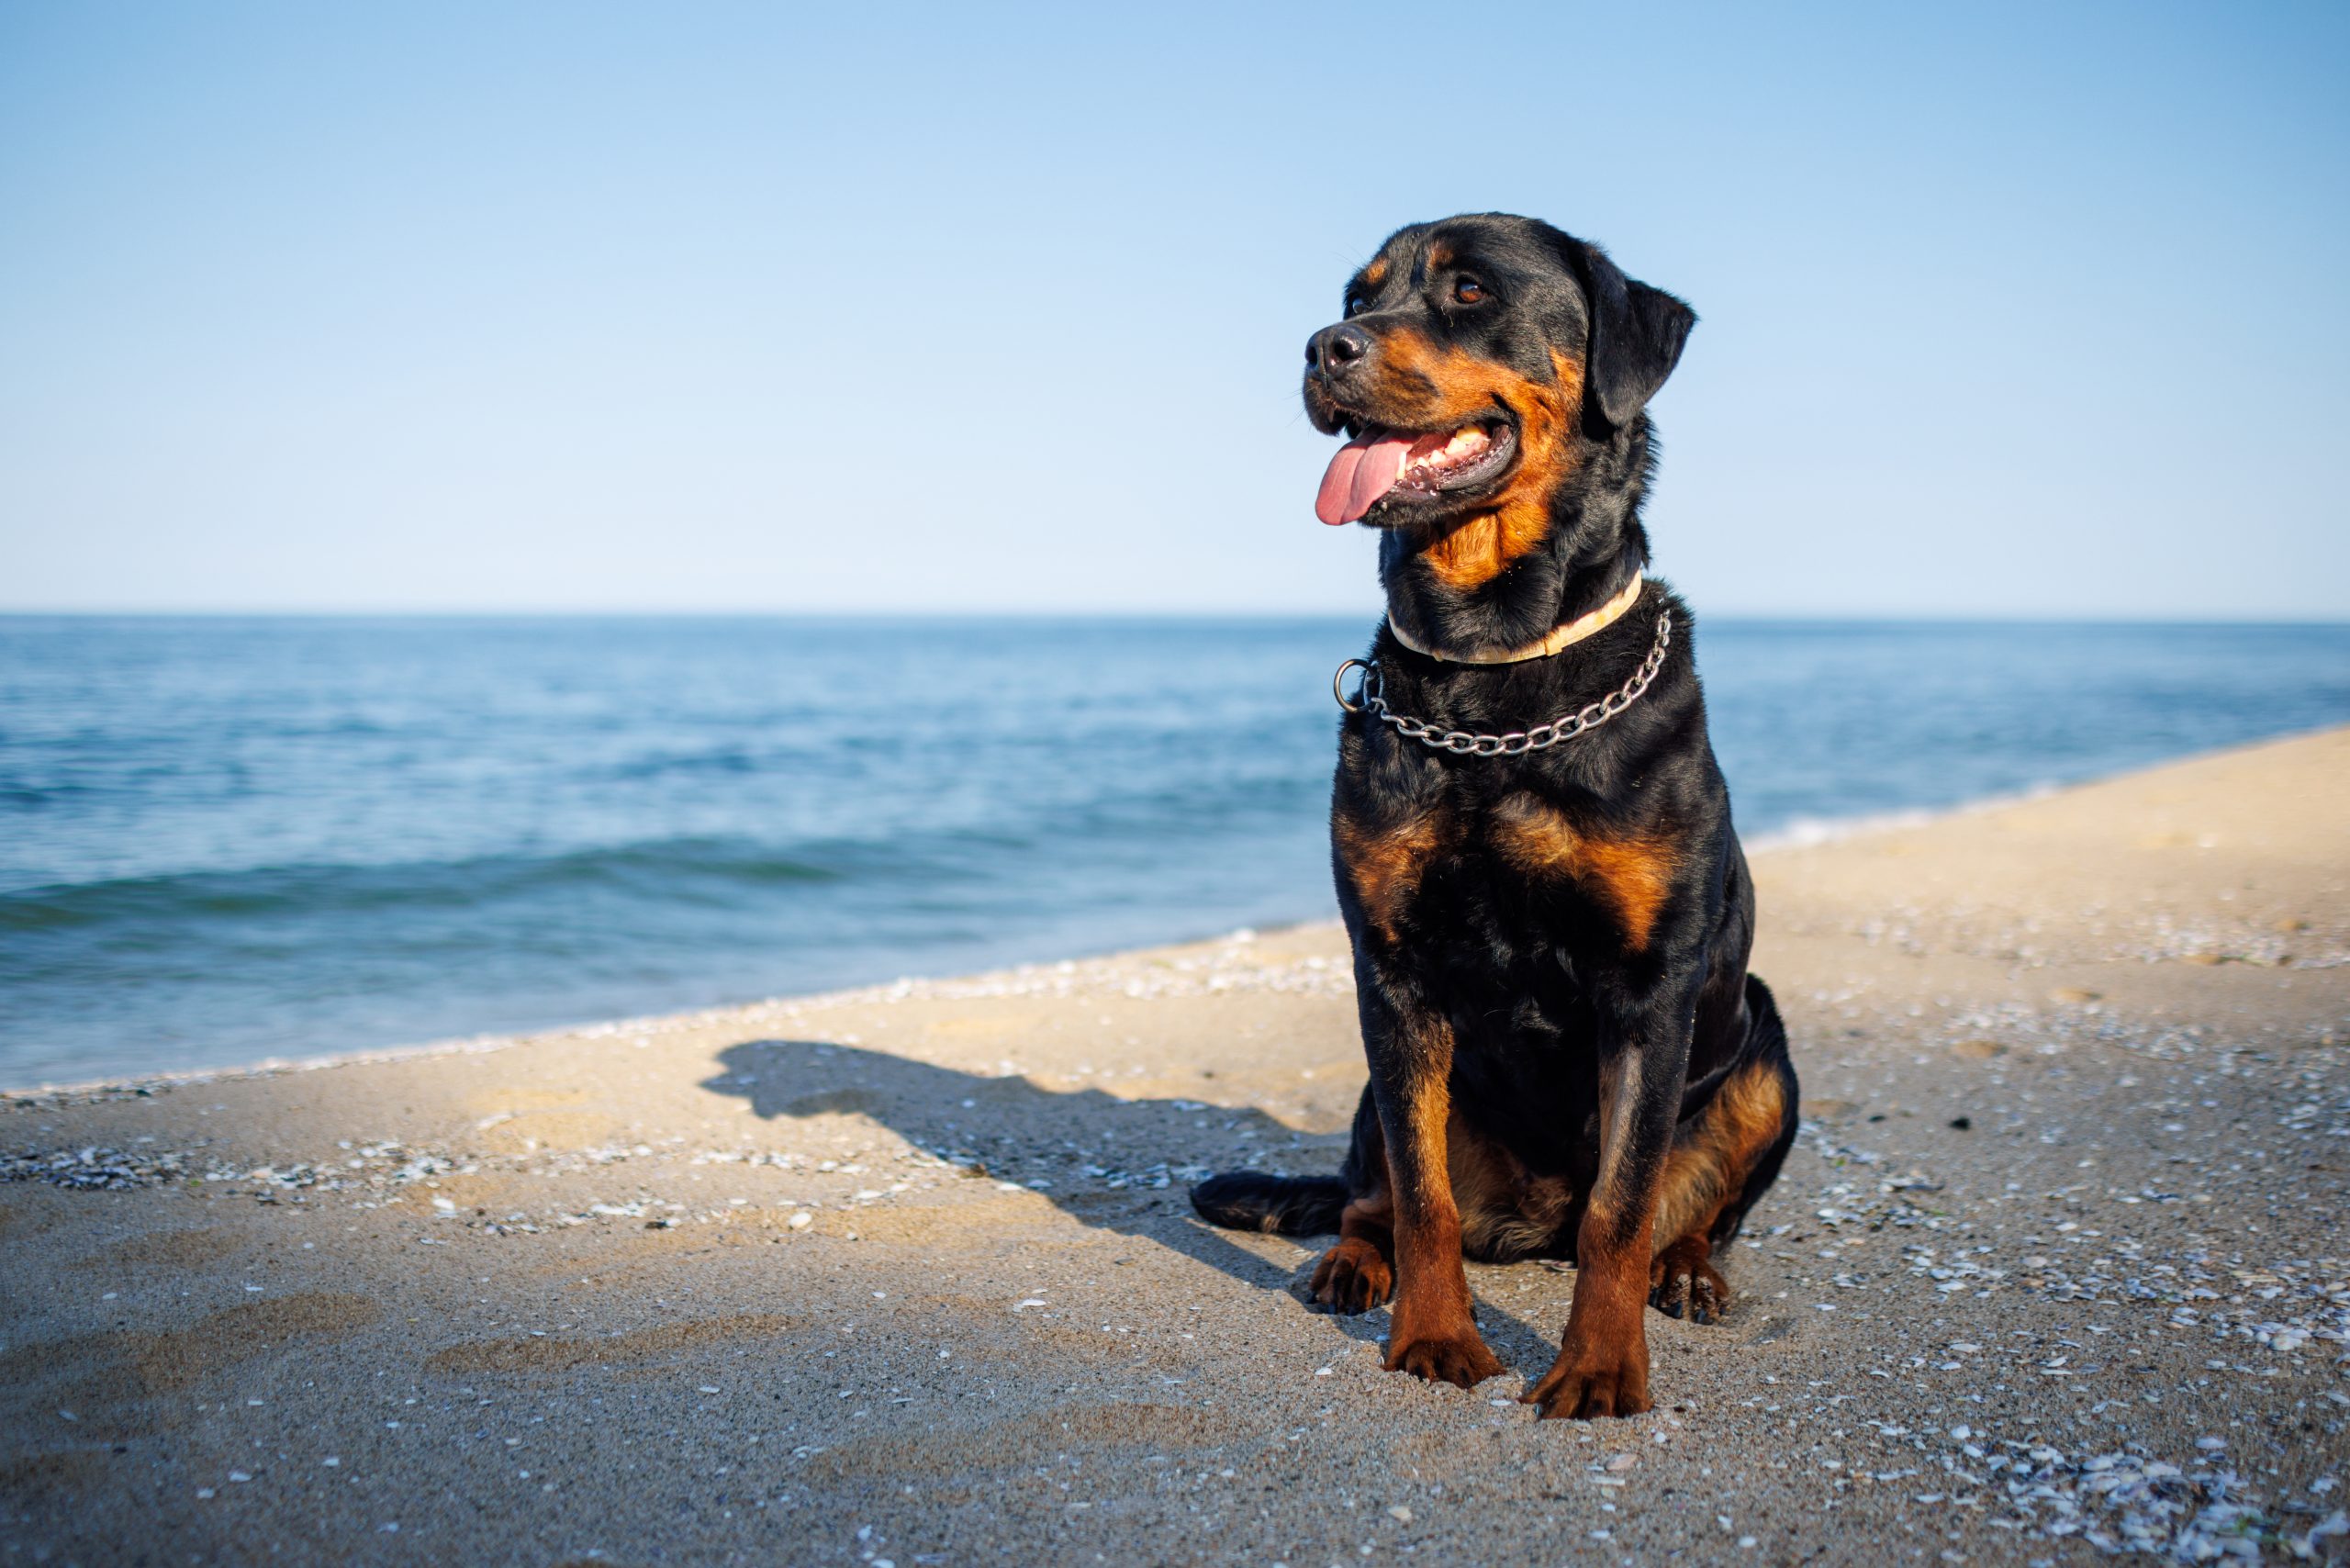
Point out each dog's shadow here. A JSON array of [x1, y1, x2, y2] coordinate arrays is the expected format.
[[699, 1038, 1559, 1377]]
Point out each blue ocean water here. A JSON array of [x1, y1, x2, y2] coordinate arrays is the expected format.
[[2, 615, 2344, 1087]]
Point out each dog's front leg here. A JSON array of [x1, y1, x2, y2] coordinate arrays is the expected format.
[[1524, 976, 1698, 1419], [1356, 966, 1504, 1390]]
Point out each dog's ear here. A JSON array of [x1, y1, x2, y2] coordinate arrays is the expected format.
[[1555, 236, 1695, 432]]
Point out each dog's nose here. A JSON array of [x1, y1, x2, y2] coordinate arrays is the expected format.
[[1306, 323, 1371, 374]]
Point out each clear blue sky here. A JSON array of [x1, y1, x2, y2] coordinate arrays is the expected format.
[[3, 2, 2344, 617]]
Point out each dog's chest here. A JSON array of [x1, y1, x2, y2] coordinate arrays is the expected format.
[[1335, 772, 1675, 957]]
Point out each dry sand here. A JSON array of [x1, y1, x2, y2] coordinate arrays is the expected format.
[[4, 728, 2347, 1566]]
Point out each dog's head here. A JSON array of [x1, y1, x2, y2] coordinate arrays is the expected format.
[[1304, 214, 1694, 538]]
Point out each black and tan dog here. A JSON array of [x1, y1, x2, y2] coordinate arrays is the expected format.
[[1192, 213, 1797, 1419]]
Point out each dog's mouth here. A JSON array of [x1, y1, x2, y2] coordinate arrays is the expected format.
[[1314, 418, 1518, 526]]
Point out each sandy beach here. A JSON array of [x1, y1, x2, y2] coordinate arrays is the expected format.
[[4, 727, 2345, 1566]]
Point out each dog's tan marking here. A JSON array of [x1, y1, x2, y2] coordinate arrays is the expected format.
[[1446, 1113, 1576, 1260], [1490, 795, 1677, 950], [1650, 1054, 1790, 1252], [1354, 340, 1583, 590], [1333, 808, 1446, 946]]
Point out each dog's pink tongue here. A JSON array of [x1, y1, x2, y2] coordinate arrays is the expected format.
[[1315, 431, 1413, 525]]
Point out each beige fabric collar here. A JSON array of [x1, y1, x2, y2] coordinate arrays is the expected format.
[[1385, 571, 1647, 665]]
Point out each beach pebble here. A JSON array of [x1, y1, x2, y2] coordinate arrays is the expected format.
[[1388, 1506, 1412, 1522], [787, 1212, 812, 1229]]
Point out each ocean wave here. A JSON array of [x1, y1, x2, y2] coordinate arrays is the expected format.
[[0, 835, 852, 932], [1742, 782, 2065, 853], [0, 779, 103, 808]]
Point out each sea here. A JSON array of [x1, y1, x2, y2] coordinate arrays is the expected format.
[[3, 616, 2345, 1088]]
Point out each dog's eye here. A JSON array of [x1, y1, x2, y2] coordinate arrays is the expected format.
[[1345, 294, 1368, 318], [1453, 278, 1486, 305]]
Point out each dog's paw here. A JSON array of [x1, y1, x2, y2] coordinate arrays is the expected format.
[[1648, 1238, 1730, 1326], [1522, 1331, 1651, 1419], [1309, 1238, 1393, 1314], [1383, 1328, 1504, 1389]]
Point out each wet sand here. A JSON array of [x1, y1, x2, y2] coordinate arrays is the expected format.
[[4, 727, 2346, 1565]]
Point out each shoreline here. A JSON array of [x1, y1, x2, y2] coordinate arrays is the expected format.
[[14, 722, 2340, 1102], [3, 725, 2344, 1565]]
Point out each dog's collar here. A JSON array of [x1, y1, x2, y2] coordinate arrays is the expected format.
[[1385, 572, 1646, 664], [1334, 605, 1673, 756]]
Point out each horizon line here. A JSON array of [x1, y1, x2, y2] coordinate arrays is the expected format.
[[4, 607, 2346, 627]]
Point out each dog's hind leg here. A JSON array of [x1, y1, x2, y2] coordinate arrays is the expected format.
[[1647, 978, 1798, 1323]]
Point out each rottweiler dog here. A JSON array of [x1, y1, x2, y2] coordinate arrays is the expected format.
[[1192, 213, 1798, 1420]]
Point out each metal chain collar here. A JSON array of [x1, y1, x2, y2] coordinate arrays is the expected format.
[[1332, 609, 1673, 757]]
